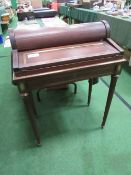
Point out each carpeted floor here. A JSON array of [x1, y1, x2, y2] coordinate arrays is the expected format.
[[0, 18, 131, 175]]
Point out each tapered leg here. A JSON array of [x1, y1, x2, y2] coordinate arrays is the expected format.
[[29, 92, 37, 115], [22, 93, 41, 145], [37, 89, 42, 102], [71, 83, 77, 94], [88, 79, 93, 106], [101, 75, 119, 128]]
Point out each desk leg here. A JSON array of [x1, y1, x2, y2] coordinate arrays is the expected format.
[[101, 75, 119, 128], [29, 92, 37, 115], [88, 79, 93, 106], [22, 93, 40, 145]]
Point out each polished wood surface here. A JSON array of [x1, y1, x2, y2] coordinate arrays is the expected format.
[[16, 41, 120, 73]]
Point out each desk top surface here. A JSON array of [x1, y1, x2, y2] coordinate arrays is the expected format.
[[16, 41, 120, 71]]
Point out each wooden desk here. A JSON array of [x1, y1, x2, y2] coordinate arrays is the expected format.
[[12, 39, 126, 145]]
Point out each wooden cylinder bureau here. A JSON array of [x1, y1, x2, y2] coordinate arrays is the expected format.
[[10, 20, 126, 145]]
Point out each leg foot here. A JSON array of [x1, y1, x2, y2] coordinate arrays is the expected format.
[[101, 125, 104, 129]]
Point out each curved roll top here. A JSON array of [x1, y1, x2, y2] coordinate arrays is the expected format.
[[10, 20, 110, 51]]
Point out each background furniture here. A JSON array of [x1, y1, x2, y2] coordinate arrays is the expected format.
[[17, 9, 57, 20], [59, 6, 131, 50]]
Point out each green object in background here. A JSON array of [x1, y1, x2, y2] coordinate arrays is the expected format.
[[42, 0, 52, 6], [125, 0, 131, 5], [11, 0, 17, 9]]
